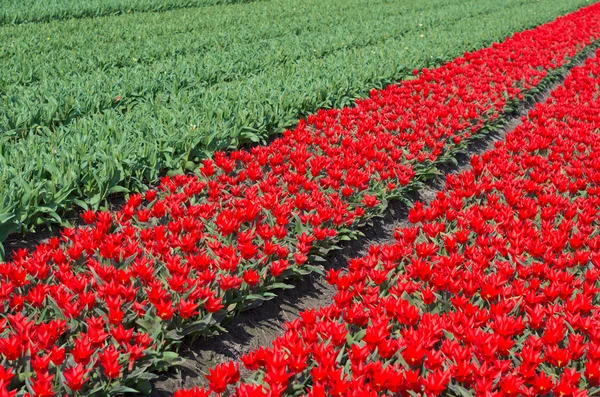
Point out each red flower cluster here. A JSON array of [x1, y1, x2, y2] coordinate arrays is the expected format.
[[3, 4, 600, 395], [187, 52, 600, 396]]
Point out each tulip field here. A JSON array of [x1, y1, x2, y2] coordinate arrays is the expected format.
[[3, 0, 600, 396], [184, 48, 600, 397], [0, 0, 593, 251]]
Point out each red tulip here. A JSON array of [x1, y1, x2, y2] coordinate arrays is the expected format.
[[63, 363, 90, 392]]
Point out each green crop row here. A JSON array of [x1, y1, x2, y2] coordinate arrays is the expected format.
[[0, 0, 592, 254], [0, 0, 254, 26], [0, 0, 469, 135]]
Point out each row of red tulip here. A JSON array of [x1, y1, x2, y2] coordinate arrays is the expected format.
[[3, 4, 600, 396], [176, 50, 600, 396]]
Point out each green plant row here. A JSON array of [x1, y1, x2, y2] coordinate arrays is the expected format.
[[1, 0, 506, 134], [0, 0, 592, 251], [0, 0, 254, 26], [0, 0, 472, 136]]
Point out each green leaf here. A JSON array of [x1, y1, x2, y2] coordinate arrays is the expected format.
[[110, 386, 142, 394], [166, 314, 214, 340], [265, 282, 295, 291], [72, 198, 89, 210], [108, 185, 130, 194], [303, 265, 325, 276], [161, 351, 181, 364], [448, 384, 475, 397]]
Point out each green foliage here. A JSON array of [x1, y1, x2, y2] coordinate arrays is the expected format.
[[0, 0, 254, 25], [0, 0, 592, 244]]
